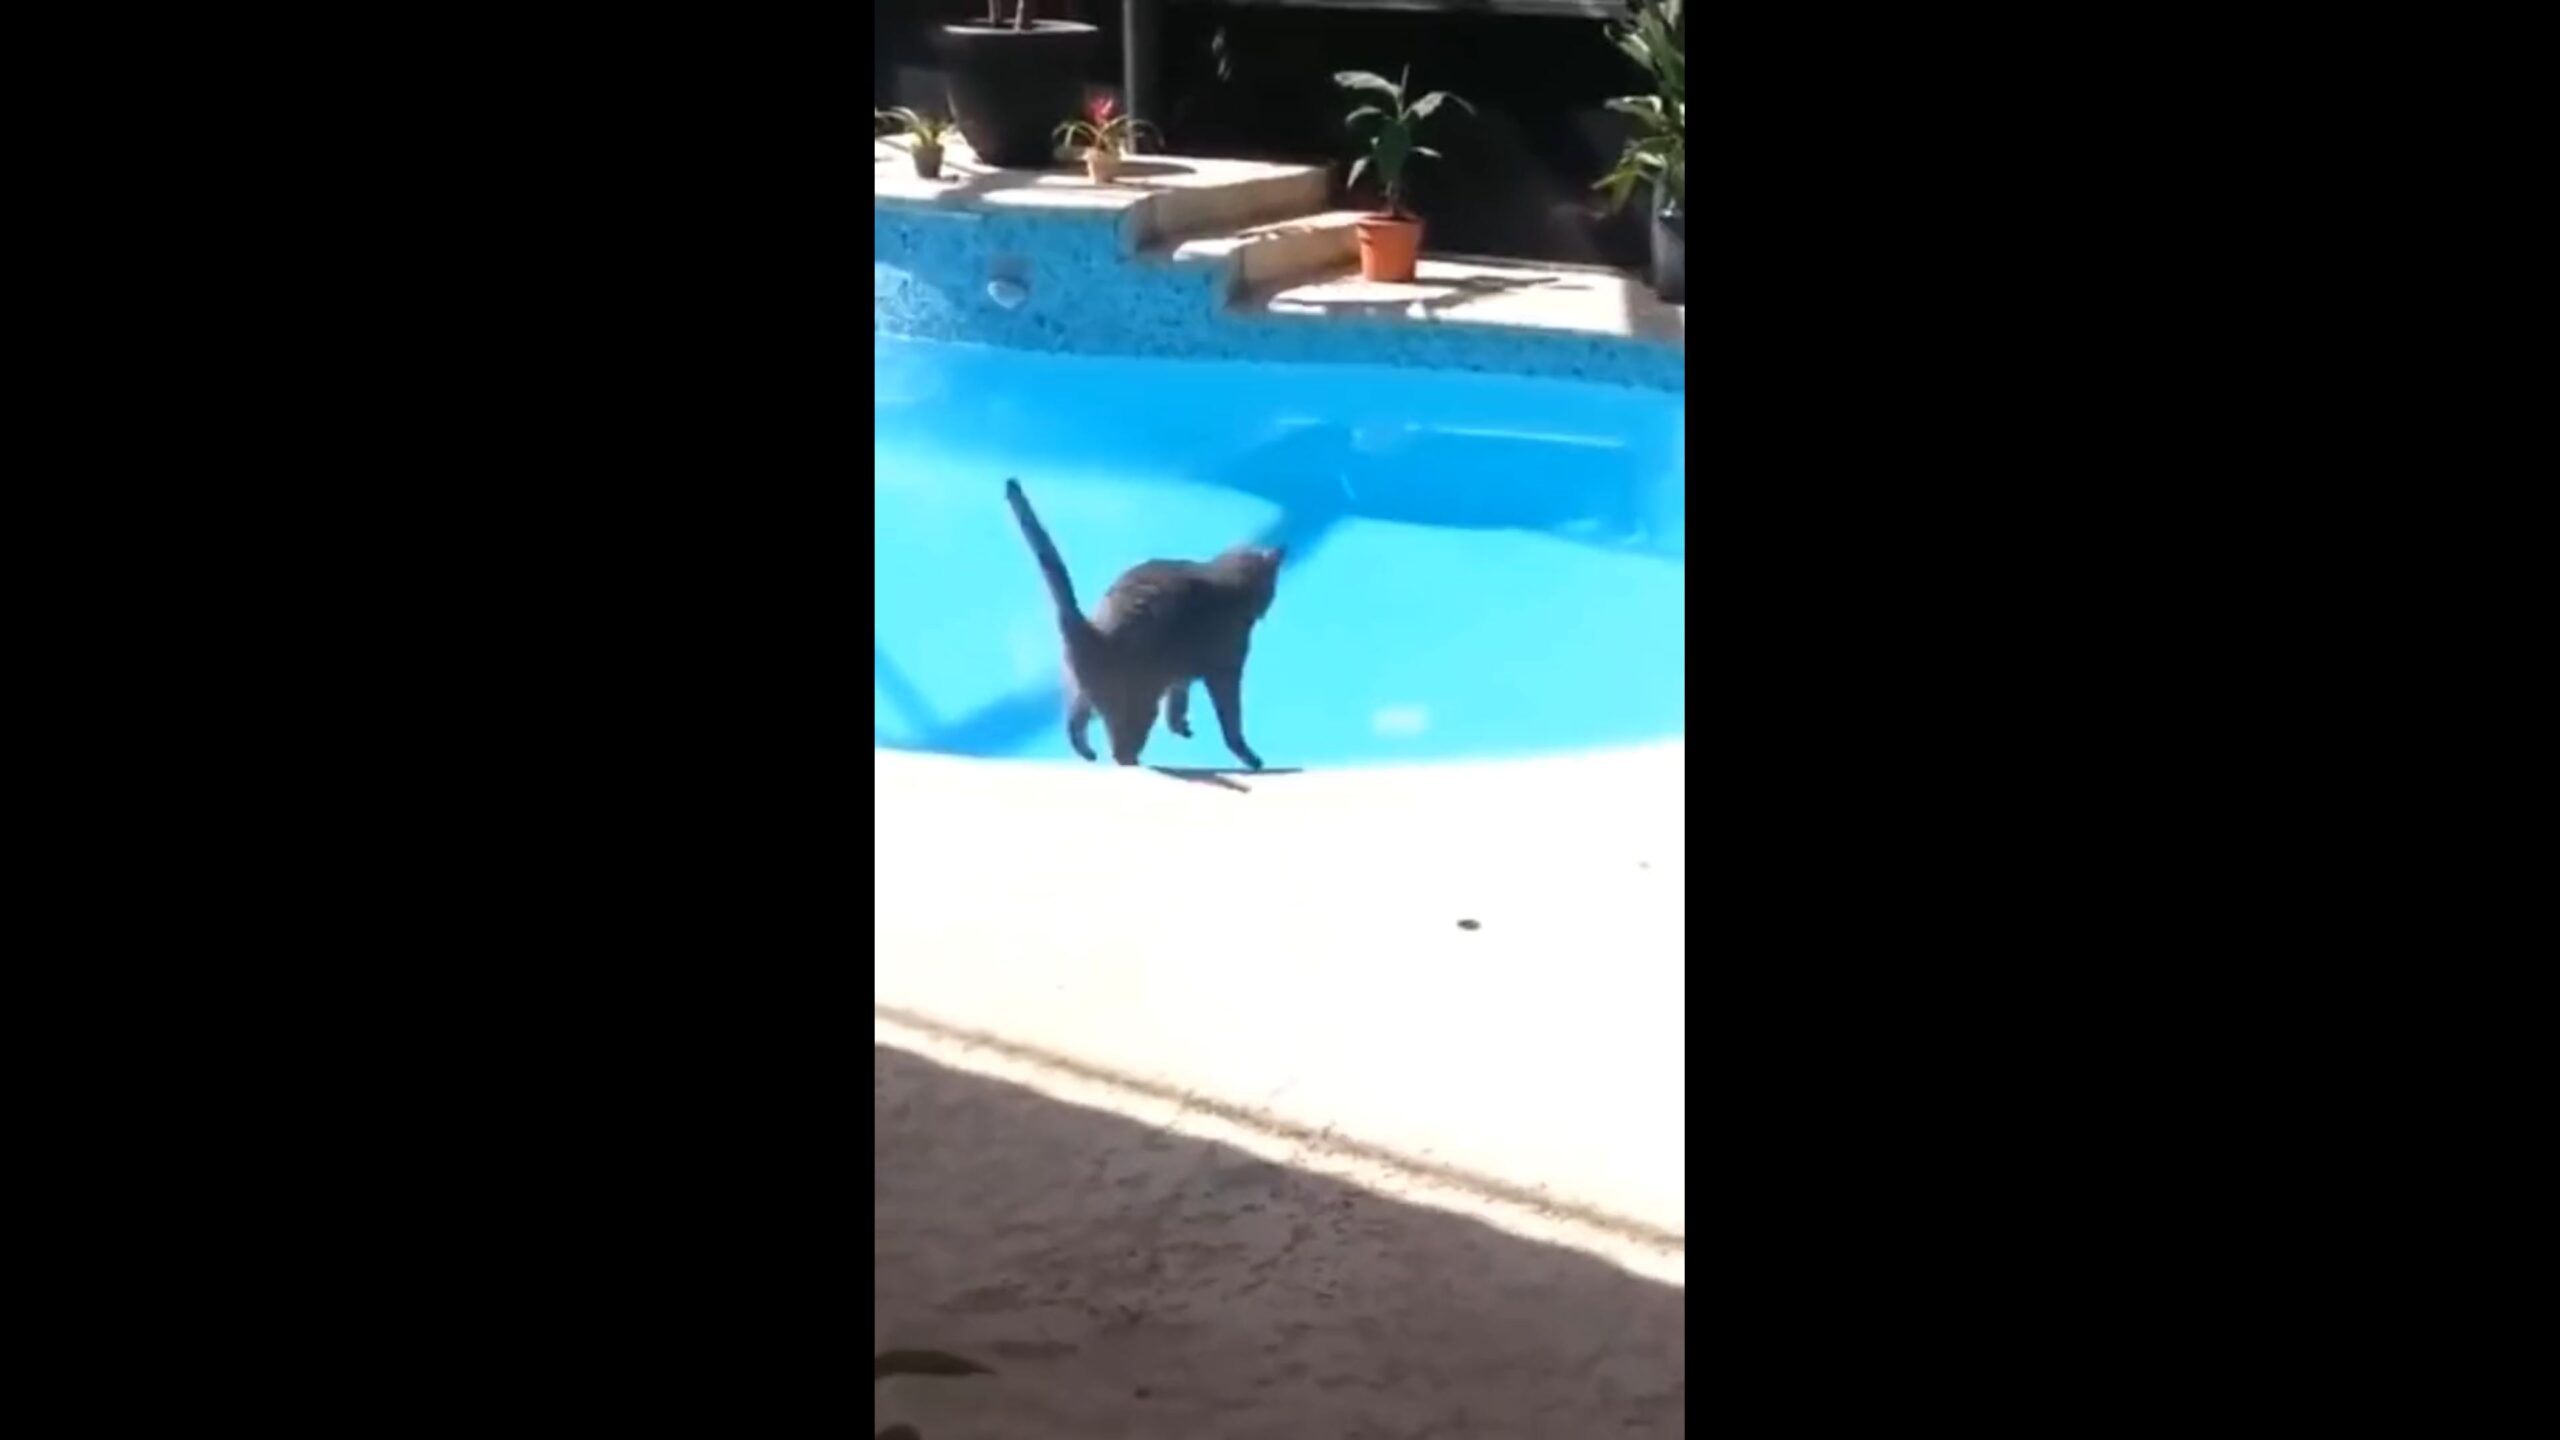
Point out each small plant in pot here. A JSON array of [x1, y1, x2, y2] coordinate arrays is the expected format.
[[1054, 94, 1157, 184], [876, 107, 960, 181], [1595, 0, 1684, 303], [1334, 66, 1473, 284]]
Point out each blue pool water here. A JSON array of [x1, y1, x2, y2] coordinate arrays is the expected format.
[[875, 335, 1685, 767]]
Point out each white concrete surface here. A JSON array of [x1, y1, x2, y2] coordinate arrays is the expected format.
[[873, 742, 1687, 1243], [1250, 253, 1687, 346], [1144, 210, 1369, 295], [874, 135, 1329, 242]]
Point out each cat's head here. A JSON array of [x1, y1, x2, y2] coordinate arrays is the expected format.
[[1212, 544, 1284, 616]]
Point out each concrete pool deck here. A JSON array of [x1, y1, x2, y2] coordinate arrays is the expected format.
[[875, 741, 1686, 1435], [875, 741, 1685, 1239]]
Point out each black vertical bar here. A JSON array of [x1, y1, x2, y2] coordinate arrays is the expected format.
[[1122, 0, 1159, 151]]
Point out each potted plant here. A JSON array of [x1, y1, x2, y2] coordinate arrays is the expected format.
[[1054, 94, 1157, 184], [1595, 0, 1685, 303], [1334, 66, 1473, 284], [876, 107, 960, 181], [934, 2, 1100, 170]]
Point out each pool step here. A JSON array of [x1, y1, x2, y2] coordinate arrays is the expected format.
[[875, 133, 1332, 253], [1231, 252, 1688, 346], [1129, 166, 1335, 249], [1137, 209, 1369, 298]]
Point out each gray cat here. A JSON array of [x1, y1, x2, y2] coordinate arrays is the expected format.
[[1004, 478, 1282, 769]]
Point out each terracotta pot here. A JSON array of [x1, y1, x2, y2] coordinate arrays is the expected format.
[[1355, 214, 1424, 283], [1085, 148, 1122, 184], [911, 143, 944, 181]]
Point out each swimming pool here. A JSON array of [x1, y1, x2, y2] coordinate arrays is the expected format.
[[874, 334, 1685, 767]]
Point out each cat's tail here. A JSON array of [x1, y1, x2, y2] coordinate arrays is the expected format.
[[1004, 479, 1096, 643]]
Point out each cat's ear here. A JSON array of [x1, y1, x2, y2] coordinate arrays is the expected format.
[[1268, 545, 1288, 564]]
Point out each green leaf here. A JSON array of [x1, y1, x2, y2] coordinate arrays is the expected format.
[[1413, 146, 1442, 159], [1410, 91, 1475, 122], [1370, 123, 1411, 200], [1374, 124, 1412, 171], [1333, 70, 1402, 99], [1344, 104, 1387, 130], [1607, 0, 1685, 111], [1347, 155, 1372, 195], [1593, 161, 1649, 211]]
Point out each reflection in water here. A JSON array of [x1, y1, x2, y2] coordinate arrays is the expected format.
[[1199, 419, 1682, 562]]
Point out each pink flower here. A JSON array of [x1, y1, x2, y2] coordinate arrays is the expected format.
[[1088, 94, 1119, 126]]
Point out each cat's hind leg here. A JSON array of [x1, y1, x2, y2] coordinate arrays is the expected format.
[[1163, 679, 1194, 738], [1066, 693, 1099, 762], [1103, 701, 1157, 767]]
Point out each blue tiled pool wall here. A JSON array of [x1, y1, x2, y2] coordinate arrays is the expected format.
[[874, 206, 1683, 393]]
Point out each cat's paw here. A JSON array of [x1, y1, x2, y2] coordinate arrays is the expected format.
[[1238, 751, 1264, 772], [1168, 718, 1193, 738]]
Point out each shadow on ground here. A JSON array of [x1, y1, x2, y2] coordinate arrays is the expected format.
[[1147, 765, 1304, 793], [876, 1042, 1684, 1439]]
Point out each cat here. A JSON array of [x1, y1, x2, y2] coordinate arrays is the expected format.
[[1004, 478, 1283, 769]]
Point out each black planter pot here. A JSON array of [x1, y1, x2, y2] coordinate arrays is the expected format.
[[935, 21, 1098, 170], [1650, 191, 1686, 305]]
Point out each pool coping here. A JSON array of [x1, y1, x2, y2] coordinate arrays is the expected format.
[[873, 136, 1331, 245], [1243, 250, 1685, 348]]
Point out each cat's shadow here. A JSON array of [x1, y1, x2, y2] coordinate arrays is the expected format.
[[1149, 765, 1304, 793]]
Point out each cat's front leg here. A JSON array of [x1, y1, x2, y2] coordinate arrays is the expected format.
[[1204, 664, 1262, 771]]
